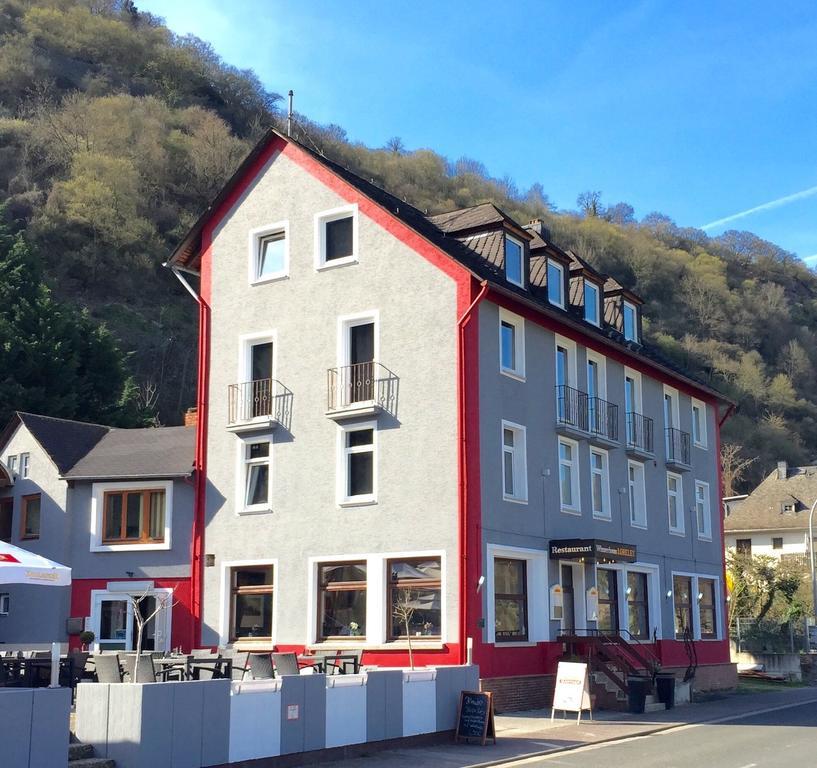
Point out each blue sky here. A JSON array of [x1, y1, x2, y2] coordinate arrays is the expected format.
[[140, 0, 817, 262]]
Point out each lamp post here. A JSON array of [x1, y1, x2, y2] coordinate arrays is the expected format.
[[810, 498, 817, 626]]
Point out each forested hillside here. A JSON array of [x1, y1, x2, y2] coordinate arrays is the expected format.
[[1, 0, 816, 491]]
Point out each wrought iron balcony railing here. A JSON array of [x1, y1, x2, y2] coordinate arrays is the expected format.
[[665, 427, 691, 466], [327, 362, 398, 414], [227, 378, 292, 428], [587, 396, 619, 442], [626, 411, 654, 454], [556, 385, 588, 431]]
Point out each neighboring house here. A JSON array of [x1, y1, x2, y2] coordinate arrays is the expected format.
[[166, 128, 733, 705], [0, 412, 195, 652], [724, 461, 817, 567]]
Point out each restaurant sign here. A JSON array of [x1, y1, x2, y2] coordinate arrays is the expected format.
[[549, 538, 636, 563]]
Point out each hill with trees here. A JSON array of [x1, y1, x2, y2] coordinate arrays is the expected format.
[[1, 0, 816, 491]]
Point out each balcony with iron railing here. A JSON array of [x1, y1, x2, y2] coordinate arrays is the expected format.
[[556, 385, 619, 445], [227, 378, 293, 432], [665, 426, 691, 469], [625, 411, 654, 457], [326, 361, 398, 419]]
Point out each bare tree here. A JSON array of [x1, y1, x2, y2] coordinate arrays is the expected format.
[[129, 587, 178, 681], [391, 590, 416, 670], [721, 443, 757, 497], [577, 190, 603, 218]]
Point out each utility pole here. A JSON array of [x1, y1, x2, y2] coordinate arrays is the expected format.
[[809, 498, 817, 630]]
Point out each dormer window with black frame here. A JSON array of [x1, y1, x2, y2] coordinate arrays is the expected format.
[[623, 300, 639, 342], [547, 260, 565, 308], [505, 235, 524, 287], [584, 281, 600, 325]]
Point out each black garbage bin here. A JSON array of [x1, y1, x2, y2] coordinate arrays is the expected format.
[[656, 673, 676, 709], [627, 675, 650, 714]]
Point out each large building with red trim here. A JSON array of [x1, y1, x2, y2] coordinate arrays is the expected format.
[[168, 129, 735, 708]]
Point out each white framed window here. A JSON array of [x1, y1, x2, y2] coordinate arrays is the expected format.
[[90, 480, 173, 552], [486, 543, 549, 645], [499, 309, 525, 379], [338, 422, 377, 505], [691, 399, 707, 448], [667, 472, 684, 535], [315, 204, 358, 269], [6, 455, 16, 475], [591, 563, 662, 640], [248, 220, 289, 284], [671, 571, 721, 641], [590, 448, 611, 520], [547, 260, 565, 307], [20, 453, 29, 478], [0, 593, 8, 615], [623, 300, 638, 342], [236, 436, 273, 514], [219, 558, 278, 647], [558, 437, 580, 514], [502, 421, 528, 503], [695, 480, 712, 540], [584, 281, 600, 325], [628, 460, 647, 528], [505, 235, 524, 287]]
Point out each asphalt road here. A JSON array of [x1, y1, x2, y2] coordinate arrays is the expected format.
[[504, 700, 817, 768]]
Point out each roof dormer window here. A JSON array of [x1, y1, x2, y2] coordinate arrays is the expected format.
[[505, 235, 524, 287], [547, 260, 565, 308], [584, 281, 600, 325], [623, 300, 639, 342]]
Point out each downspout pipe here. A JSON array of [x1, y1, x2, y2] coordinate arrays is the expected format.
[[457, 280, 488, 665]]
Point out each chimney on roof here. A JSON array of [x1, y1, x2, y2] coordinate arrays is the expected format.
[[524, 219, 550, 240], [777, 460, 788, 480], [184, 407, 198, 428]]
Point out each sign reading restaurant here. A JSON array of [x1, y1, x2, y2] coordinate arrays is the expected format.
[[549, 538, 636, 563]]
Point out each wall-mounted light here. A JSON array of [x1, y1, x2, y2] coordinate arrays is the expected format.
[[476, 575, 485, 593], [625, 586, 632, 596], [697, 592, 704, 601], [666, 590, 673, 599], [726, 595, 732, 603]]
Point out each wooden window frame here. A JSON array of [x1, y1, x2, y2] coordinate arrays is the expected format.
[[317, 560, 367, 641], [20, 494, 41, 540], [101, 488, 165, 545], [230, 565, 274, 642], [386, 557, 442, 641], [493, 557, 529, 643]]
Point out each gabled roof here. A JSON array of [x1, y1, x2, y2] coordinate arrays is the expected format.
[[724, 464, 817, 533], [0, 412, 109, 475], [63, 426, 195, 480]]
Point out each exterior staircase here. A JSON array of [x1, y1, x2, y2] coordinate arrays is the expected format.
[[69, 739, 115, 768]]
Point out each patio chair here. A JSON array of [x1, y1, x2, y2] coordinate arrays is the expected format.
[[273, 652, 311, 676], [124, 653, 164, 683], [247, 652, 275, 679], [192, 655, 231, 681], [93, 653, 122, 683], [324, 649, 362, 675], [60, 651, 88, 690], [221, 649, 249, 680]]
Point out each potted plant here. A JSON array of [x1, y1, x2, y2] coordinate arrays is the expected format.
[[79, 630, 95, 651]]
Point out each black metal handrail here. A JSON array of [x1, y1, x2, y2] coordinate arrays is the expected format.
[[327, 361, 398, 412], [666, 427, 691, 465], [587, 396, 618, 441], [227, 378, 292, 426], [555, 385, 588, 431], [626, 411, 653, 453]]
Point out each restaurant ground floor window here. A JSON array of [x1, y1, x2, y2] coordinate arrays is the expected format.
[[587, 563, 659, 640], [493, 557, 528, 642], [318, 561, 367, 640], [672, 572, 721, 641]]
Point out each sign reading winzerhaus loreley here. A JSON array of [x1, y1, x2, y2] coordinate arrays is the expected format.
[[549, 538, 636, 563]]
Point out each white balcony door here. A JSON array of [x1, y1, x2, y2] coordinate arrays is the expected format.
[[91, 587, 173, 653]]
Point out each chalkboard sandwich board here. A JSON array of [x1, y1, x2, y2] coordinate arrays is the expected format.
[[455, 690, 496, 745]]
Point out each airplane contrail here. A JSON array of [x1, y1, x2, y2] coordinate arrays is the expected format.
[[700, 184, 817, 230]]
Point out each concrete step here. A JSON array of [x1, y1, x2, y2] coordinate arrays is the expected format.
[[644, 701, 667, 713], [69, 743, 94, 761]]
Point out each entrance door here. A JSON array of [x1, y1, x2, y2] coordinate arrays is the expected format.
[[96, 597, 131, 651], [596, 568, 619, 633], [561, 565, 576, 634], [92, 589, 172, 652], [250, 341, 273, 418], [348, 322, 374, 403]]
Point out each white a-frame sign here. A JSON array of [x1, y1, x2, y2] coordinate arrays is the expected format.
[[551, 661, 593, 723]]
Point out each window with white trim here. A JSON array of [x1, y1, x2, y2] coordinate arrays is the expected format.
[[698, 578, 717, 639], [6, 455, 16, 475], [505, 235, 524, 287], [558, 437, 580, 513], [20, 453, 29, 478], [499, 310, 525, 379], [590, 448, 611, 520], [339, 424, 376, 504], [667, 472, 684, 534], [316, 205, 358, 268], [249, 221, 288, 283], [623, 301, 638, 342], [628, 460, 647, 527], [502, 422, 528, 502], [584, 281, 600, 325], [691, 399, 707, 448], [242, 440, 272, 512], [230, 564, 274, 641], [695, 480, 712, 539], [493, 557, 528, 642], [547, 260, 565, 307]]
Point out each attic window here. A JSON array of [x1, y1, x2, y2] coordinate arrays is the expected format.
[[315, 204, 358, 269], [249, 221, 289, 284], [584, 281, 600, 325], [505, 235, 524, 287], [781, 502, 796, 514], [547, 260, 564, 308], [623, 301, 639, 342]]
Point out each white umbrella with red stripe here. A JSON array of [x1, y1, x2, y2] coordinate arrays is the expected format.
[[0, 541, 71, 586]]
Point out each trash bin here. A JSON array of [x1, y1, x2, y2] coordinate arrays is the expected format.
[[655, 673, 676, 709], [627, 675, 650, 714]]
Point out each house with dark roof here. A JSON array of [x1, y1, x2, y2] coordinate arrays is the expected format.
[[724, 460, 817, 567], [166, 128, 734, 709], [0, 412, 196, 651]]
